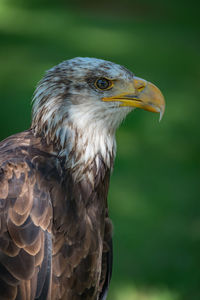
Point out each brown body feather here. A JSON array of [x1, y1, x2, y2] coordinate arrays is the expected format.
[[0, 130, 113, 299]]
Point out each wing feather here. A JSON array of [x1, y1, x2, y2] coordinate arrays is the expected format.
[[0, 137, 53, 299]]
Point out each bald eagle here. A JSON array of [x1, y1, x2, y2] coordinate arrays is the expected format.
[[0, 57, 165, 300]]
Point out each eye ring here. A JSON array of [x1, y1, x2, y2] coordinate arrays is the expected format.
[[95, 77, 113, 90]]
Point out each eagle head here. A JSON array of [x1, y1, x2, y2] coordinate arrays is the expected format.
[[32, 57, 165, 171]]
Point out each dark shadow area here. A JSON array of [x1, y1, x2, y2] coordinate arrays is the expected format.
[[0, 0, 199, 299]]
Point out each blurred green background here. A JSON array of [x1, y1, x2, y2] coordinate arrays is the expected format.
[[0, 0, 199, 299]]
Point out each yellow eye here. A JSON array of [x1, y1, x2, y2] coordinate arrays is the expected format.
[[95, 78, 113, 90]]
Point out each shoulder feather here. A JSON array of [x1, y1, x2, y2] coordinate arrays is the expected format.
[[0, 131, 54, 299]]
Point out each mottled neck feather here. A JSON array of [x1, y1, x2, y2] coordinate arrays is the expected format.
[[32, 102, 118, 182], [58, 122, 116, 183]]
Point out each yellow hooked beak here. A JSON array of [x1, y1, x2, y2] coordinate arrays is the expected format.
[[102, 77, 165, 121]]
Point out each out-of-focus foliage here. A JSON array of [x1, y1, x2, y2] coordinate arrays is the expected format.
[[0, 0, 199, 299]]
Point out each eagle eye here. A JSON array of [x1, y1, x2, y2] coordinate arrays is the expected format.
[[95, 78, 113, 90]]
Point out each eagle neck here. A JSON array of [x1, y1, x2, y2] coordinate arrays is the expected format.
[[33, 119, 116, 185], [57, 122, 116, 183]]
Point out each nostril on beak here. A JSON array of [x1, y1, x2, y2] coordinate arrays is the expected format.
[[133, 76, 147, 92]]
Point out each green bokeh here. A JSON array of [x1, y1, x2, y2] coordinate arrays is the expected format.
[[0, 0, 199, 299]]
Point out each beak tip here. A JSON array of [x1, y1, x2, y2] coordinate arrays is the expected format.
[[159, 105, 165, 122]]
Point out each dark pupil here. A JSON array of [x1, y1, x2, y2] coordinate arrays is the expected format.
[[96, 78, 109, 89]]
